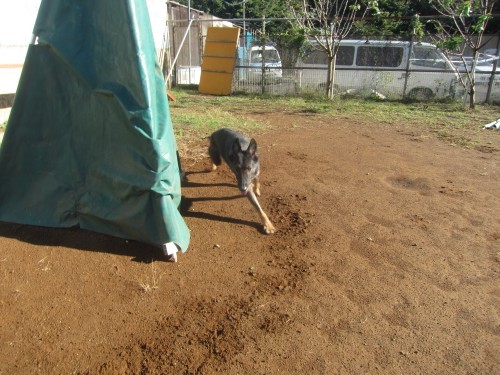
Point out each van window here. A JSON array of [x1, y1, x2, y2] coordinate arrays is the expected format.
[[336, 46, 355, 65], [411, 46, 449, 69], [302, 46, 354, 66], [302, 49, 328, 65], [356, 46, 404, 67], [250, 49, 280, 63]]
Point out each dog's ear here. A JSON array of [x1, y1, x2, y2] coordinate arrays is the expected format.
[[230, 139, 242, 162], [232, 138, 242, 154], [248, 138, 258, 156]]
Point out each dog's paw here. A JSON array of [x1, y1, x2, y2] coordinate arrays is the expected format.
[[263, 222, 276, 234], [253, 182, 261, 196]]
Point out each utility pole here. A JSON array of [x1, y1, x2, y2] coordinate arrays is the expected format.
[[243, 0, 246, 48]]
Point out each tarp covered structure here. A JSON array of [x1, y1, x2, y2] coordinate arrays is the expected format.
[[0, 0, 190, 252]]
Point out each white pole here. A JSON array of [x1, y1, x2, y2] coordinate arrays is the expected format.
[[166, 19, 194, 83], [188, 0, 192, 84]]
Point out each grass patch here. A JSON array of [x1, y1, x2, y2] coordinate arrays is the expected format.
[[170, 89, 497, 128], [168, 87, 499, 159], [169, 88, 268, 160], [138, 263, 163, 293], [173, 107, 263, 135]]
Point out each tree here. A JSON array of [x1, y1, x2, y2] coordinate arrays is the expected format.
[[352, 0, 435, 36], [429, 0, 498, 109], [287, 0, 379, 99], [176, 0, 231, 18], [244, 1, 305, 68]]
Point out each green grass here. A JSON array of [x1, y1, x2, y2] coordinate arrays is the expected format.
[[169, 89, 266, 142], [168, 87, 499, 156], [170, 87, 497, 127]]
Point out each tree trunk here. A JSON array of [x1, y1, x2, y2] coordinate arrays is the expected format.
[[468, 50, 479, 109], [469, 81, 476, 109], [327, 55, 336, 99]]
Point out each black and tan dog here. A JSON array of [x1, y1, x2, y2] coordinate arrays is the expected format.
[[208, 128, 276, 234]]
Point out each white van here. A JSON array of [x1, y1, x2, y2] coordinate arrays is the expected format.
[[296, 39, 458, 99], [237, 45, 282, 83]]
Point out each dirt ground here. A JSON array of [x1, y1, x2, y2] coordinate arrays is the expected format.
[[0, 108, 499, 374]]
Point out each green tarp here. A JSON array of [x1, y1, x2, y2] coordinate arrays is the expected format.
[[0, 0, 190, 252]]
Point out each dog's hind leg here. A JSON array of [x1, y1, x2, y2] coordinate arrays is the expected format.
[[208, 139, 222, 171], [246, 186, 275, 234]]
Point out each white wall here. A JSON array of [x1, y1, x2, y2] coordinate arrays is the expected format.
[[0, 0, 167, 95], [0, 0, 40, 46]]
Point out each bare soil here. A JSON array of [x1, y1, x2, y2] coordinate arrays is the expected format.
[[0, 108, 499, 374]]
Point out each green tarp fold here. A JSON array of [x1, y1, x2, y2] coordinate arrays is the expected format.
[[0, 0, 190, 251]]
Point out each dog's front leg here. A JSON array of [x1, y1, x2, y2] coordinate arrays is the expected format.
[[246, 186, 275, 234], [254, 177, 261, 196]]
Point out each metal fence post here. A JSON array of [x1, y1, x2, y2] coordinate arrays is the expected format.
[[261, 16, 266, 95], [485, 35, 500, 105], [403, 35, 413, 98]]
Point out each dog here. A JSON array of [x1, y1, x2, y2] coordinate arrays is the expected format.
[[208, 128, 276, 234]]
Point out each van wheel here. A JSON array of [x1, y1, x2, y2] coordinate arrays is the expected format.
[[408, 88, 433, 100]]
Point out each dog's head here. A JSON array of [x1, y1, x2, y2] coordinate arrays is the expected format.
[[230, 138, 260, 195]]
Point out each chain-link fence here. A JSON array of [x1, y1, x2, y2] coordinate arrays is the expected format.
[[167, 15, 500, 104], [230, 35, 499, 103]]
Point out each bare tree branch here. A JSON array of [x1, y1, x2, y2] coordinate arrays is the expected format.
[[430, 0, 497, 108], [287, 0, 378, 98]]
